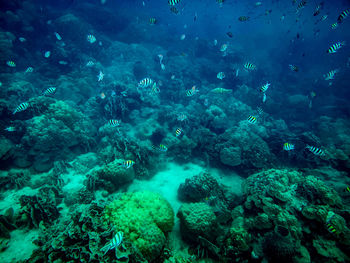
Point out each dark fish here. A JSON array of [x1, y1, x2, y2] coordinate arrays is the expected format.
[[226, 32, 233, 38], [327, 42, 345, 53], [149, 18, 157, 24], [306, 145, 325, 156], [247, 115, 257, 124], [238, 16, 250, 22], [170, 6, 179, 14], [337, 9, 350, 23], [42, 87, 57, 96], [13, 102, 29, 114], [168, 0, 180, 6]]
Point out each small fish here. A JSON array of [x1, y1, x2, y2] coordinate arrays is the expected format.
[[262, 93, 267, 103], [346, 186, 350, 192], [247, 115, 257, 124], [98, 71, 104, 82], [120, 160, 135, 169], [255, 2, 262, 6], [235, 68, 239, 77], [260, 82, 270, 93], [337, 9, 350, 23], [310, 91, 316, 98], [283, 143, 295, 151], [100, 232, 123, 256], [175, 128, 182, 137], [331, 23, 338, 30], [18, 37, 26, 42], [108, 119, 120, 127], [289, 64, 299, 72], [6, 61, 16, 67], [238, 16, 250, 22], [13, 102, 29, 114], [54, 32, 62, 40], [226, 32, 233, 38], [324, 69, 339, 80], [186, 85, 198, 97], [217, 72, 225, 80], [306, 145, 325, 156], [149, 17, 157, 24], [296, 0, 307, 13], [59, 61, 68, 65], [214, 39, 218, 46], [4, 126, 16, 132], [44, 51, 51, 58], [326, 223, 337, 234], [220, 44, 228, 52], [138, 78, 154, 88], [180, 34, 186, 40], [86, 61, 94, 67], [216, 0, 225, 7], [211, 88, 232, 94], [313, 3, 323, 16], [168, 0, 180, 6], [170, 6, 179, 14], [244, 62, 256, 70], [320, 15, 328, 21], [160, 63, 166, 70], [257, 106, 263, 115], [25, 67, 34, 73], [152, 144, 168, 152], [151, 83, 160, 94], [87, 34, 97, 44], [327, 42, 345, 53], [177, 113, 187, 121], [100, 92, 106, 99], [42, 87, 57, 96]]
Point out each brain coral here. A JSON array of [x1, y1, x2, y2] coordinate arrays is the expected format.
[[103, 191, 174, 262]]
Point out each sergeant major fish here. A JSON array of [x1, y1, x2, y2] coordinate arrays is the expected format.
[[337, 9, 350, 23], [327, 41, 345, 53], [217, 72, 225, 80], [324, 69, 339, 80], [119, 160, 135, 169], [42, 87, 57, 96], [100, 232, 124, 256], [13, 102, 29, 114], [247, 115, 257, 124], [108, 119, 120, 127], [260, 82, 270, 93], [306, 145, 325, 156], [283, 143, 295, 151]]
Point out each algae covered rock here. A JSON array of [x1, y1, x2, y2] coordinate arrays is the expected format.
[[103, 191, 175, 262], [220, 146, 241, 167]]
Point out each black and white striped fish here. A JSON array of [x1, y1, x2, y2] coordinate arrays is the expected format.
[[100, 232, 123, 255], [168, 0, 181, 6], [283, 143, 295, 151], [324, 69, 339, 80], [244, 62, 256, 70], [175, 127, 182, 137], [108, 119, 120, 127], [247, 115, 257, 124], [331, 23, 338, 30], [289, 64, 299, 72], [327, 42, 345, 53], [42, 87, 57, 96], [138, 78, 154, 88], [337, 9, 350, 23], [306, 145, 325, 156], [13, 102, 29, 114], [296, 0, 307, 13], [120, 160, 135, 169], [260, 82, 270, 93]]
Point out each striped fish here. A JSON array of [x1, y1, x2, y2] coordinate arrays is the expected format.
[[306, 145, 325, 156], [346, 186, 350, 193], [149, 17, 157, 24], [247, 115, 257, 124], [244, 62, 256, 70], [257, 106, 263, 115], [168, 0, 180, 6], [217, 72, 225, 80], [25, 67, 34, 73], [108, 119, 120, 127], [138, 78, 154, 88], [327, 41, 345, 53], [86, 34, 96, 44], [289, 64, 299, 72], [6, 61, 16, 67], [42, 87, 56, 96], [296, 0, 307, 13], [283, 143, 295, 151], [13, 102, 29, 114], [120, 160, 135, 169], [324, 69, 339, 80], [175, 128, 182, 137], [260, 83, 270, 93], [331, 23, 338, 30], [337, 9, 350, 23], [152, 144, 168, 152], [326, 223, 337, 234], [151, 83, 160, 94], [238, 16, 250, 22], [186, 86, 198, 97], [100, 232, 123, 255]]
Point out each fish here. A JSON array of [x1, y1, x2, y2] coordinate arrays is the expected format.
[[331, 23, 338, 30], [87, 34, 97, 44], [180, 34, 186, 40], [86, 61, 95, 67], [247, 115, 257, 124], [244, 62, 256, 70], [152, 144, 168, 152], [296, 0, 307, 13], [175, 128, 182, 137], [238, 16, 250, 22], [151, 83, 160, 94], [170, 6, 179, 14], [337, 9, 350, 23], [4, 126, 16, 132], [257, 106, 263, 115], [216, 0, 225, 7], [100, 232, 124, 256], [138, 78, 154, 88], [177, 113, 187, 121], [211, 88, 232, 94], [289, 64, 299, 72], [324, 69, 339, 80], [42, 87, 57, 96], [168, 0, 180, 6], [283, 143, 295, 151], [186, 85, 198, 97], [346, 186, 350, 192], [108, 119, 120, 127], [149, 18, 157, 24], [235, 68, 239, 77], [306, 145, 325, 156], [13, 102, 29, 114], [44, 51, 51, 58], [18, 37, 26, 42], [214, 39, 218, 46], [6, 61, 16, 67], [226, 32, 233, 38], [255, 2, 262, 6], [100, 92, 106, 99], [320, 15, 328, 21], [54, 32, 62, 40], [160, 63, 166, 71], [313, 3, 323, 16], [326, 223, 337, 234], [217, 72, 225, 80], [98, 71, 104, 82], [260, 82, 270, 93], [327, 42, 345, 53], [25, 67, 34, 73], [220, 44, 228, 52], [120, 160, 135, 169], [310, 91, 316, 98], [262, 93, 267, 103]]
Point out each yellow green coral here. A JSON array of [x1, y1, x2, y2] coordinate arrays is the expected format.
[[103, 191, 174, 262]]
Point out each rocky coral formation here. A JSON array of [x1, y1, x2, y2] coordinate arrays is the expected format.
[[103, 191, 175, 262]]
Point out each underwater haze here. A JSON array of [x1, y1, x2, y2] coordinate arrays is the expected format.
[[1, 0, 350, 262]]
